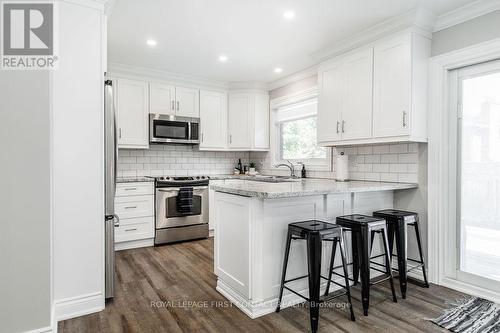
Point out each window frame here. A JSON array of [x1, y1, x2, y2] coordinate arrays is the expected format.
[[270, 87, 332, 172]]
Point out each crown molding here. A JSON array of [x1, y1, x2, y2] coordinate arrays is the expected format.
[[433, 0, 500, 32], [267, 65, 318, 91], [107, 62, 229, 90], [228, 81, 268, 91], [311, 6, 435, 63], [58, 0, 108, 11]]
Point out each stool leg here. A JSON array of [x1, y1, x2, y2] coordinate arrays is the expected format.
[[413, 219, 430, 288], [351, 231, 360, 285], [382, 226, 398, 303], [306, 232, 322, 333], [360, 227, 371, 316], [339, 235, 355, 321], [276, 229, 293, 312], [324, 239, 338, 296], [387, 222, 395, 263], [394, 220, 408, 299]]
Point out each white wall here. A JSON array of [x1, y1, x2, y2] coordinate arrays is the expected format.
[[52, 0, 106, 321], [432, 10, 500, 56], [0, 73, 52, 332]]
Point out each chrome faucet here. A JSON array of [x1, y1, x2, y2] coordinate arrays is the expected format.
[[273, 160, 295, 177]]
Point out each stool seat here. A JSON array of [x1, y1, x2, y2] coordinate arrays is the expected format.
[[289, 220, 343, 237], [337, 214, 386, 227], [372, 209, 417, 223]]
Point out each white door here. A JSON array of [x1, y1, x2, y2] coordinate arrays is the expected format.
[[317, 62, 343, 143], [175, 87, 200, 118], [253, 93, 270, 149], [150, 83, 175, 115], [373, 36, 411, 138], [341, 48, 373, 140], [116, 79, 149, 148], [228, 93, 252, 149], [449, 60, 500, 293], [199, 90, 227, 150]]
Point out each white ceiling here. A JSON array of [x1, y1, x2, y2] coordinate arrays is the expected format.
[[107, 0, 475, 83]]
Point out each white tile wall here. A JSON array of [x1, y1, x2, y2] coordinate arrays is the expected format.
[[117, 145, 249, 177], [250, 143, 422, 183]]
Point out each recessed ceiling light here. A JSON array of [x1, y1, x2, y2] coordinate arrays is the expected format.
[[146, 39, 157, 47], [283, 10, 295, 19], [274, 67, 283, 73], [219, 54, 228, 62]]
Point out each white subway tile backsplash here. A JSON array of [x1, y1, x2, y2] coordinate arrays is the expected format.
[[389, 144, 408, 154], [365, 155, 381, 163], [372, 164, 389, 173], [381, 154, 398, 163], [398, 153, 419, 163]]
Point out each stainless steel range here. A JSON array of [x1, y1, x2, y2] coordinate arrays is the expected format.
[[154, 176, 209, 245]]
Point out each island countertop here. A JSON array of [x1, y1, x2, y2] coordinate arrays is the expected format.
[[210, 178, 418, 199]]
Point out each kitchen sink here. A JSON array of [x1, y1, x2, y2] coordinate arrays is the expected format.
[[246, 175, 302, 183]]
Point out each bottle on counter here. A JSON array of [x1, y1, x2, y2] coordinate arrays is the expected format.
[[301, 164, 307, 178], [237, 158, 243, 174]]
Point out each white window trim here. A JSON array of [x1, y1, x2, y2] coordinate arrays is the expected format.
[[428, 37, 500, 304], [270, 87, 333, 172]]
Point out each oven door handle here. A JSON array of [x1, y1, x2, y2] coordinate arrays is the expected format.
[[157, 186, 208, 192]]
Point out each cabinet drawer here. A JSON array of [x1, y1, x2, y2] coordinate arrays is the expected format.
[[115, 216, 154, 243], [115, 195, 153, 219], [116, 182, 153, 197]]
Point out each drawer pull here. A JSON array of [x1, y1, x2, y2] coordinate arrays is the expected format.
[[124, 187, 137, 191], [124, 206, 138, 209], [125, 228, 138, 232]]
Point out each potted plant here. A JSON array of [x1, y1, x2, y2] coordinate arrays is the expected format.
[[249, 162, 256, 174]]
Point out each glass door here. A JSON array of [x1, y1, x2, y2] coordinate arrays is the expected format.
[[454, 60, 500, 289]]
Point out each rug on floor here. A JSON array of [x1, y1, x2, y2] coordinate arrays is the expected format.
[[431, 296, 500, 333]]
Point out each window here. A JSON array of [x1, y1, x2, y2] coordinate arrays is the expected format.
[[272, 95, 331, 170]]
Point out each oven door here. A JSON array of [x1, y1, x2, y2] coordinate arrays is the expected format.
[[156, 187, 208, 228]]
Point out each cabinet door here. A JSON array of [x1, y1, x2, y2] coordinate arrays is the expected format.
[[253, 93, 270, 150], [199, 90, 227, 150], [341, 48, 373, 140], [150, 83, 175, 115], [175, 87, 200, 118], [373, 37, 411, 137], [317, 62, 343, 143], [116, 79, 149, 148], [228, 93, 252, 149]]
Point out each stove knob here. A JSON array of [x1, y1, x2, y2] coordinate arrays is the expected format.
[[200, 176, 205, 179], [196, 176, 200, 179], [207, 176, 210, 179]]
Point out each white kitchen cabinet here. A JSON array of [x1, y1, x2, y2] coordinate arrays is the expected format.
[[175, 86, 199, 118], [150, 83, 175, 115], [116, 79, 149, 149], [228, 91, 270, 150], [199, 90, 227, 150], [115, 182, 154, 250], [317, 32, 430, 146], [318, 47, 373, 143]]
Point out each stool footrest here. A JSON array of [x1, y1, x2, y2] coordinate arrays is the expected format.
[[283, 286, 309, 302], [369, 275, 392, 286], [321, 291, 348, 303]]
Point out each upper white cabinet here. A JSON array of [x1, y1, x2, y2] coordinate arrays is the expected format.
[[149, 84, 199, 118], [199, 90, 227, 150], [116, 79, 149, 149], [318, 47, 373, 143], [318, 32, 430, 146], [228, 92, 270, 150], [150, 83, 175, 116]]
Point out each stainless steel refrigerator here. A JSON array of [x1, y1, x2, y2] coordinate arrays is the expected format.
[[104, 79, 119, 299]]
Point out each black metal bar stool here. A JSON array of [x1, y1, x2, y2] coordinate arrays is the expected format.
[[276, 220, 355, 333], [336, 214, 397, 316], [373, 209, 430, 299]]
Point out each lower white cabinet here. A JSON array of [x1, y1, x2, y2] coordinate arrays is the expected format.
[[115, 182, 154, 250]]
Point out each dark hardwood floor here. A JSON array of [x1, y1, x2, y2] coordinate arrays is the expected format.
[[59, 238, 464, 333]]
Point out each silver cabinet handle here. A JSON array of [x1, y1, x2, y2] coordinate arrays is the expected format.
[[176, 101, 179, 111], [125, 228, 137, 232], [201, 133, 204, 143], [336, 121, 340, 134], [171, 100, 175, 110], [229, 134, 232, 144], [341, 120, 345, 133], [119, 128, 122, 139], [124, 206, 137, 209], [124, 187, 137, 191], [403, 111, 407, 127]]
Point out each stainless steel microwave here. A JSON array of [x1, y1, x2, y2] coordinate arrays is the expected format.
[[149, 114, 200, 144]]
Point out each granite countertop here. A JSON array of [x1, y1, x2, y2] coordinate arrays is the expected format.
[[117, 176, 155, 183], [209, 178, 418, 199]]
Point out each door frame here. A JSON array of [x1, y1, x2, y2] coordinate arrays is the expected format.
[[428, 37, 500, 302]]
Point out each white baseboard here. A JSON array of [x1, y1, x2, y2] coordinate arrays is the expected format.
[[23, 324, 54, 333], [115, 238, 154, 251], [441, 277, 500, 304], [54, 292, 104, 321]]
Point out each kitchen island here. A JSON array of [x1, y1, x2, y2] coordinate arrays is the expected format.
[[210, 178, 418, 318]]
